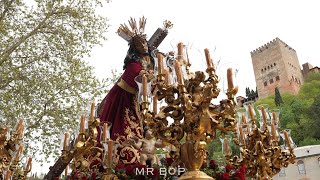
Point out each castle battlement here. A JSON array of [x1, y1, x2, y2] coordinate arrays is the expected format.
[[277, 38, 296, 52], [250, 37, 296, 56], [251, 37, 303, 99]]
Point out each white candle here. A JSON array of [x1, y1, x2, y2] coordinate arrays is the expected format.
[[102, 123, 108, 142], [25, 157, 32, 172], [227, 68, 234, 90], [5, 169, 11, 180], [248, 104, 255, 120], [158, 53, 164, 74], [65, 165, 68, 177], [223, 138, 229, 155], [284, 130, 291, 147], [177, 42, 183, 59], [108, 140, 113, 168], [204, 48, 213, 68], [15, 144, 23, 161], [261, 106, 268, 129], [271, 122, 277, 141], [63, 132, 69, 150], [153, 95, 158, 114], [241, 114, 247, 125], [142, 74, 148, 101], [18, 123, 24, 140], [272, 112, 278, 126], [239, 126, 245, 145], [90, 102, 95, 122], [164, 69, 170, 84], [80, 113, 85, 134], [174, 61, 184, 85], [16, 118, 23, 131]]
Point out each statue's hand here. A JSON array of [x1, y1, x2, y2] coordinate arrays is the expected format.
[[139, 69, 147, 75]]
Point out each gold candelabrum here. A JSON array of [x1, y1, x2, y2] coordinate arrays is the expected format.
[[136, 42, 238, 180], [0, 118, 32, 180], [229, 102, 296, 179], [44, 102, 118, 180]]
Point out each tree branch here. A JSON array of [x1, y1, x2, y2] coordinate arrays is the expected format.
[[0, 15, 50, 66], [0, 6, 78, 66], [26, 102, 47, 131], [26, 81, 75, 130], [0, 0, 15, 21], [0, 77, 14, 89], [0, 53, 48, 90]]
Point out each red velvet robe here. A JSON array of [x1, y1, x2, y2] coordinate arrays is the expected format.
[[91, 62, 142, 168], [100, 61, 143, 142], [99, 61, 143, 164]]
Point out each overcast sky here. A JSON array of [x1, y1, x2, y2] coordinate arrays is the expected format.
[[89, 0, 320, 98]]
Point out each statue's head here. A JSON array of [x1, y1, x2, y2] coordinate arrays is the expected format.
[[117, 17, 149, 69], [143, 126, 153, 139], [117, 16, 148, 53], [130, 35, 149, 56], [117, 17, 172, 70]]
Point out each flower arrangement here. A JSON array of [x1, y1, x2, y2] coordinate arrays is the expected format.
[[114, 162, 158, 180], [201, 160, 246, 180], [56, 168, 103, 180]]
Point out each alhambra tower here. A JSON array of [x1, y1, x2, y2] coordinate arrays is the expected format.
[[251, 37, 304, 99]]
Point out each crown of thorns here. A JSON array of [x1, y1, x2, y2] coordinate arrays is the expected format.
[[117, 16, 147, 42], [117, 17, 173, 51]]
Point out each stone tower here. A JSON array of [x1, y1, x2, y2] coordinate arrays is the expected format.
[[251, 37, 303, 99]]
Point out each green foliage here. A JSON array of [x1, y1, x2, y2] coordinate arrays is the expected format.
[[207, 138, 221, 160], [245, 87, 257, 100], [245, 87, 250, 98], [307, 94, 320, 139], [285, 122, 302, 142], [274, 87, 283, 106], [254, 95, 275, 108], [279, 103, 295, 128], [298, 73, 320, 105], [254, 95, 276, 121], [206, 74, 320, 164], [304, 72, 320, 82], [253, 74, 320, 147], [155, 148, 165, 154], [299, 137, 320, 146], [0, 0, 111, 163], [206, 132, 240, 162]]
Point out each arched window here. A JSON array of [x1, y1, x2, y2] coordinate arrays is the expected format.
[[269, 78, 274, 84], [297, 160, 306, 174], [264, 82, 267, 87], [318, 157, 320, 166]]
